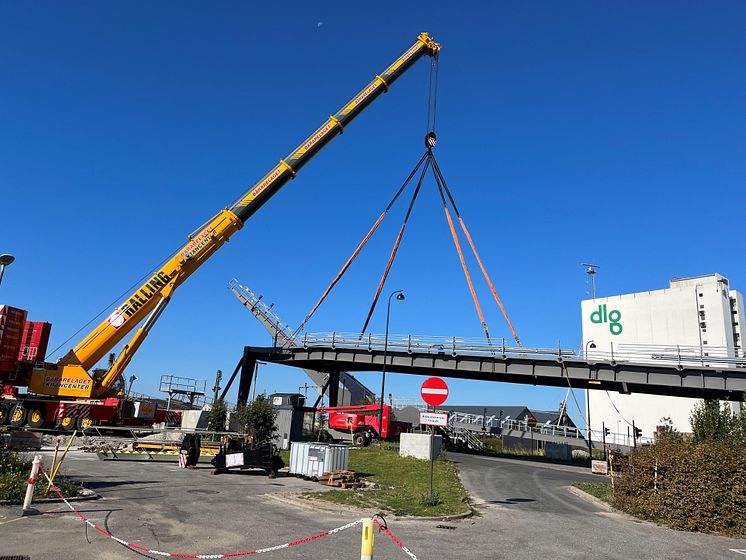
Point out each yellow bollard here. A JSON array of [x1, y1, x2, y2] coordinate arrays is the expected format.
[[360, 518, 375, 560]]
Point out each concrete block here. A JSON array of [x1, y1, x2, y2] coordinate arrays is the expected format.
[[180, 409, 209, 430], [399, 433, 442, 460]]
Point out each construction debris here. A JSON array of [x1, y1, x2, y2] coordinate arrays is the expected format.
[[318, 470, 364, 489]]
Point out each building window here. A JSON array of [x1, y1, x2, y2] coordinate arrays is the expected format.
[[699, 293, 704, 297], [700, 322, 707, 330], [703, 340, 708, 345], [699, 310, 706, 319]]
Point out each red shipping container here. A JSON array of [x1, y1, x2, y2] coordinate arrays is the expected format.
[[18, 321, 52, 363], [0, 305, 27, 364]]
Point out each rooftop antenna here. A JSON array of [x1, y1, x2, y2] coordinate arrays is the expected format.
[[582, 263, 600, 299]]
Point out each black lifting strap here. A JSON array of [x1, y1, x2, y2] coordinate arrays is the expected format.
[[359, 156, 431, 336], [290, 151, 431, 341]]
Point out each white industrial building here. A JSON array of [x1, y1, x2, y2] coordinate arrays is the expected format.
[[581, 273, 745, 445]]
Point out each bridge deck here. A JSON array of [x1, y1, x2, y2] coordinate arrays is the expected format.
[[245, 338, 746, 400]]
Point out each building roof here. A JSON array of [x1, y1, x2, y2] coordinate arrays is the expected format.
[[529, 409, 577, 428], [440, 405, 530, 420]]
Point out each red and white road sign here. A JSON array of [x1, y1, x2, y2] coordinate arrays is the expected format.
[[527, 416, 537, 428], [420, 377, 449, 407]]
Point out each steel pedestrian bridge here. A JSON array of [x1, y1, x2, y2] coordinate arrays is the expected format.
[[243, 332, 746, 402], [228, 280, 746, 406]]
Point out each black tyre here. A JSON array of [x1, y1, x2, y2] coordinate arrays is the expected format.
[[353, 433, 367, 447], [0, 404, 9, 425], [27, 407, 46, 429], [9, 404, 27, 427], [58, 416, 75, 431]]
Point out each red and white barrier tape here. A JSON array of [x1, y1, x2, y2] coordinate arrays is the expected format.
[[374, 518, 418, 560], [38, 465, 362, 559]]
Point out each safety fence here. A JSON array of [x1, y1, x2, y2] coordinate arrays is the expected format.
[[29, 461, 420, 559]]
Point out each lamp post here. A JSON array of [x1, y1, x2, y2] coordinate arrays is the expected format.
[[585, 340, 596, 460], [251, 361, 267, 402], [0, 254, 15, 287], [378, 290, 405, 441], [127, 374, 137, 399]]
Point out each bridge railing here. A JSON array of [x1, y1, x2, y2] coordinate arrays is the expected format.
[[299, 332, 577, 358], [585, 342, 746, 368]]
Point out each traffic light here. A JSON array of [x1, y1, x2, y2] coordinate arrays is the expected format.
[[604, 427, 610, 437], [634, 426, 642, 439]]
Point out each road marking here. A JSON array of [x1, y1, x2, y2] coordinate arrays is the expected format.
[[731, 550, 746, 556], [0, 516, 29, 526]]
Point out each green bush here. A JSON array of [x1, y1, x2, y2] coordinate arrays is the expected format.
[[232, 394, 277, 445], [613, 439, 746, 535], [0, 449, 81, 503], [207, 399, 228, 431]]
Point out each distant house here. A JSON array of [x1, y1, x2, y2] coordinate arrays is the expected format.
[[528, 409, 578, 429], [439, 405, 578, 430]]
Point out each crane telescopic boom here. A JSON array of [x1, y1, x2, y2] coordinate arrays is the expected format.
[[29, 32, 441, 399]]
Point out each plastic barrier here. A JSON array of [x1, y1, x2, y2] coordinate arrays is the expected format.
[[38, 466, 421, 559]]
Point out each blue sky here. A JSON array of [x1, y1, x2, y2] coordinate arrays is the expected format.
[[2, 2, 745, 425]]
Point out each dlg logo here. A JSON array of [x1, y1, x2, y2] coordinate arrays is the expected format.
[[590, 304, 623, 335]]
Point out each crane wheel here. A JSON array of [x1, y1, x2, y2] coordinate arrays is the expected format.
[[353, 433, 367, 447], [77, 417, 94, 430], [9, 404, 27, 427], [58, 416, 75, 431], [0, 405, 9, 425], [28, 408, 46, 429]]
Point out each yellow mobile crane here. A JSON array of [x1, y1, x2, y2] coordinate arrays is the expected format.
[[23, 33, 440, 411]]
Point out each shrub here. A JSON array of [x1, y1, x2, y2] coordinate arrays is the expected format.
[[232, 394, 278, 445], [207, 399, 228, 431], [613, 439, 746, 535], [691, 399, 734, 443]]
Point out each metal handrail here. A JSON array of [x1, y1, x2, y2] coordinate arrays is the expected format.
[[300, 332, 576, 358]]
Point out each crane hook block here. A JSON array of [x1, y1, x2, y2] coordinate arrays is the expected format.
[[425, 132, 437, 149]]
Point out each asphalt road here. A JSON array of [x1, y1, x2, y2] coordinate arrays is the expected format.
[[0, 449, 744, 559]]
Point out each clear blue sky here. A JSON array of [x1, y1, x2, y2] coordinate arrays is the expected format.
[[2, 2, 745, 424]]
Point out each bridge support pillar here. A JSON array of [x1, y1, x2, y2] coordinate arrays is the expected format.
[[236, 347, 257, 407], [327, 371, 340, 407]]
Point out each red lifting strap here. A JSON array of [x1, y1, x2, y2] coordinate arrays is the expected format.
[[431, 154, 521, 347], [292, 152, 430, 340], [359, 158, 430, 335]]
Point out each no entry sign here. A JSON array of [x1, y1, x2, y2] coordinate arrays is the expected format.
[[420, 377, 449, 407]]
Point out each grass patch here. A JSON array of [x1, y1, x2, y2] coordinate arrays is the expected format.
[[307, 446, 470, 517], [0, 449, 81, 503], [573, 482, 613, 505]]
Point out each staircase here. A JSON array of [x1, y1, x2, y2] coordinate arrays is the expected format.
[[229, 279, 375, 405]]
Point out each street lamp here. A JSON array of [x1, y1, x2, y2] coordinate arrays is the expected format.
[[378, 290, 405, 441], [251, 361, 267, 402], [127, 374, 138, 398], [584, 340, 596, 459], [0, 254, 15, 287]]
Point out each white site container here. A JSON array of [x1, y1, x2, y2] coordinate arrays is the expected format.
[[289, 442, 349, 478]]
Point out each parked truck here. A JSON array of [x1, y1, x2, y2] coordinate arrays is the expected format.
[[321, 404, 412, 446]]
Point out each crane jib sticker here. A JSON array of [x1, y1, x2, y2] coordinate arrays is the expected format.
[[181, 226, 214, 260], [341, 81, 380, 116], [106, 271, 172, 328], [296, 121, 335, 157], [246, 166, 284, 202]]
